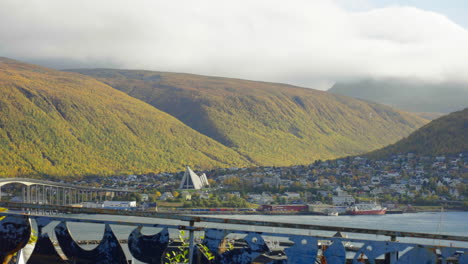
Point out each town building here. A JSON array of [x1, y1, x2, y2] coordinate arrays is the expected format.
[[332, 191, 355, 206], [103, 201, 137, 210]]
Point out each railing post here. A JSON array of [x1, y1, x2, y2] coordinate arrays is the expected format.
[[188, 220, 195, 264], [385, 235, 398, 264]]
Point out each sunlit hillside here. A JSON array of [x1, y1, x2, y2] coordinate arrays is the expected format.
[[0, 58, 252, 178], [71, 69, 428, 166], [368, 108, 468, 158]]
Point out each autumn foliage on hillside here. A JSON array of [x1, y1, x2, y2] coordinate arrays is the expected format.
[[368, 108, 468, 158], [71, 69, 428, 166], [0, 58, 251, 178]]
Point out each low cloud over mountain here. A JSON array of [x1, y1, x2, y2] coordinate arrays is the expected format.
[[1, 0, 467, 89]]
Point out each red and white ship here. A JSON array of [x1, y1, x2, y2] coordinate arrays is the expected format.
[[346, 203, 387, 215]]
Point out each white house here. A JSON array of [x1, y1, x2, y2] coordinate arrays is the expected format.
[[371, 177, 381, 185]]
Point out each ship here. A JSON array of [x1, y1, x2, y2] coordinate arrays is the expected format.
[[346, 203, 387, 215]]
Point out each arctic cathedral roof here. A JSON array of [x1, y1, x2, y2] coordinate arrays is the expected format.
[[179, 166, 210, 190]]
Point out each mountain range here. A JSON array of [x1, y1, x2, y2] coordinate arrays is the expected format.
[[368, 107, 468, 158], [329, 78, 468, 117], [0, 58, 428, 177], [69, 69, 427, 166], [0, 58, 251, 177]]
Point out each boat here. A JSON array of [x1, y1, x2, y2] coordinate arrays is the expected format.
[[326, 209, 339, 216], [346, 202, 387, 215]]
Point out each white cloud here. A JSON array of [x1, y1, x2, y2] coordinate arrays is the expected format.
[[0, 0, 467, 89]]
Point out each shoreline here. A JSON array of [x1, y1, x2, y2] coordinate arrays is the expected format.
[[156, 207, 467, 216]]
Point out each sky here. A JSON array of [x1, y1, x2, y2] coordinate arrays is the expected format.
[[1, 0, 467, 90]]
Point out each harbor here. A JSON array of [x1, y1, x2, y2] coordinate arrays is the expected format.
[[1, 202, 467, 263]]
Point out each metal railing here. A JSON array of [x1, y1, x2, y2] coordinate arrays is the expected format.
[[0, 202, 467, 264]]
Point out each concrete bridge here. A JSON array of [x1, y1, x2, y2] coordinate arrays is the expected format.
[[0, 178, 136, 205]]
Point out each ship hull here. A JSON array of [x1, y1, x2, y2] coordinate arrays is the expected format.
[[347, 209, 386, 215]]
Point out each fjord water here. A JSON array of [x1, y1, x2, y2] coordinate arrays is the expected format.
[[42, 211, 468, 248]]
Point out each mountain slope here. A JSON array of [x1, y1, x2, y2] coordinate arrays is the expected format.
[[69, 69, 428, 165], [329, 78, 468, 115], [0, 58, 252, 178], [368, 108, 468, 158]]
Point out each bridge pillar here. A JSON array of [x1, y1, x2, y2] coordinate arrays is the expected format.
[[49, 187, 53, 205], [27, 185, 31, 203], [56, 187, 60, 205], [35, 185, 39, 204]]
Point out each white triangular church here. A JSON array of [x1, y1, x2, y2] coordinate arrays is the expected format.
[[179, 166, 210, 190]]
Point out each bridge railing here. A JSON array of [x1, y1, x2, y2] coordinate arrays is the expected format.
[[0, 202, 467, 264]]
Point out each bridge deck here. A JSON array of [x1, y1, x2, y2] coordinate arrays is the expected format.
[[0, 177, 135, 192]]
